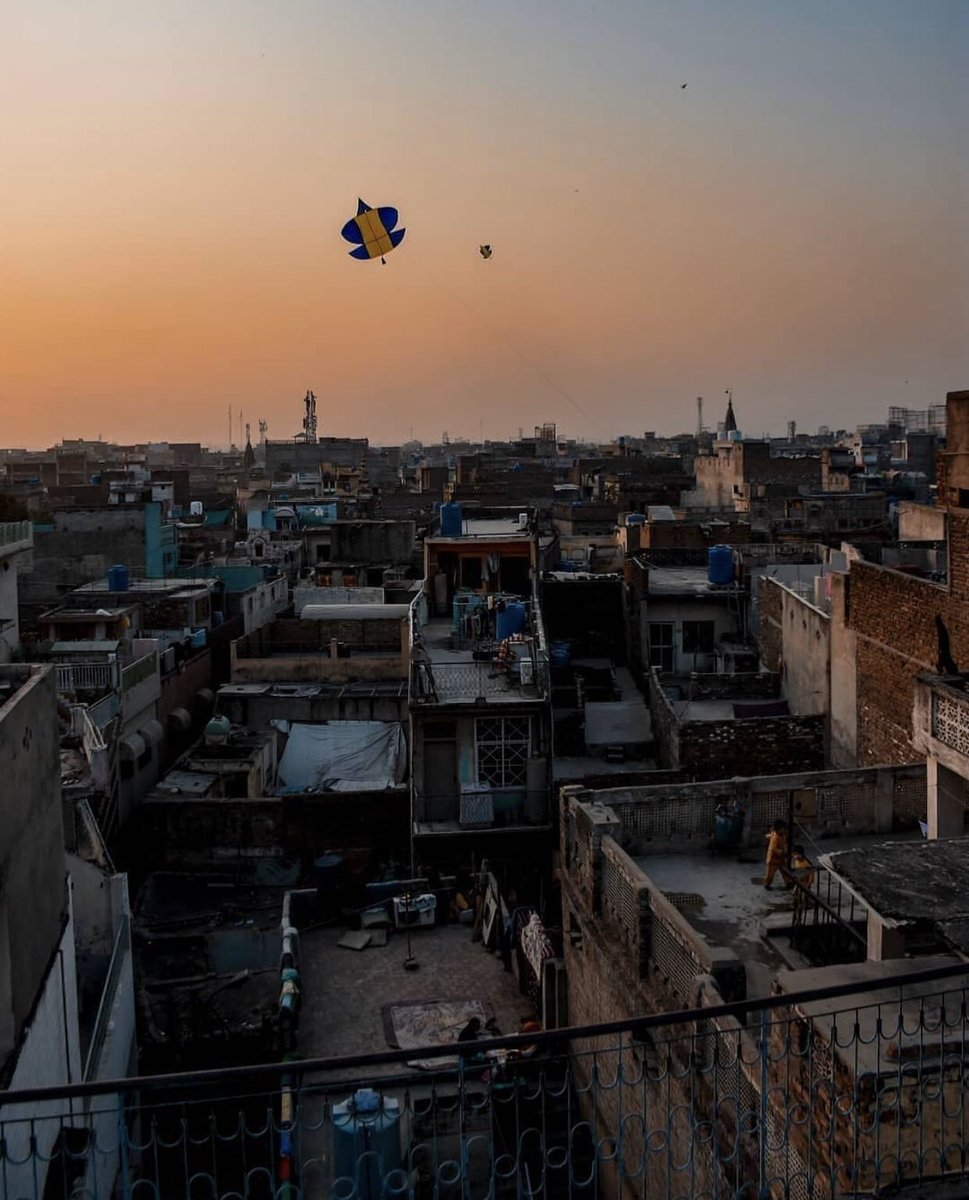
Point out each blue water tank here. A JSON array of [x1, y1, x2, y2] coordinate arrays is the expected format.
[[440, 502, 463, 536], [625, 513, 646, 525], [314, 853, 345, 897], [707, 545, 735, 585], [332, 1089, 404, 1199], [551, 640, 572, 668], [107, 563, 129, 592], [496, 600, 527, 642]]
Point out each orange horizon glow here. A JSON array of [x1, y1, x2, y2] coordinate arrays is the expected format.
[[2, 1, 965, 448]]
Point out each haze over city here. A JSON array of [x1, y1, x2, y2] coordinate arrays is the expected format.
[[3, 0, 966, 447]]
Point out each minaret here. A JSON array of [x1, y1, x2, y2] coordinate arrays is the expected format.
[[723, 389, 737, 434]]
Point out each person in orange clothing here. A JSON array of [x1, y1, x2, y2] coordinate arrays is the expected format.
[[790, 845, 815, 890], [763, 820, 789, 890]]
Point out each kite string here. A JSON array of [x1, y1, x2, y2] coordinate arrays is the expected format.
[[420, 266, 610, 439]]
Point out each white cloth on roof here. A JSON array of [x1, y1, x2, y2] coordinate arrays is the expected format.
[[276, 721, 406, 792]]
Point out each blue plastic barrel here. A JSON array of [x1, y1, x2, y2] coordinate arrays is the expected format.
[[440, 502, 463, 536], [496, 600, 527, 641], [707, 545, 735, 585], [551, 640, 572, 668], [107, 563, 129, 592], [314, 853, 344, 897]]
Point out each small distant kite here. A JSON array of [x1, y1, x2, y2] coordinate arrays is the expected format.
[[341, 199, 406, 264], [680, 82, 688, 88], [479, 244, 493, 260]]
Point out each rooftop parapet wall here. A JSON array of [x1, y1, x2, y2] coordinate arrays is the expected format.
[[646, 668, 824, 778], [566, 762, 926, 856], [561, 791, 745, 1008]]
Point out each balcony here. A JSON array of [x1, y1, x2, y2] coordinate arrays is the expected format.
[[931, 678, 969, 756], [410, 614, 549, 706], [412, 658, 546, 704], [414, 786, 551, 833], [4, 961, 969, 1199], [55, 660, 121, 695]]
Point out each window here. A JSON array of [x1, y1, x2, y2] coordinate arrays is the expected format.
[[316, 543, 331, 562], [648, 622, 674, 672], [682, 620, 715, 655], [475, 716, 530, 788]]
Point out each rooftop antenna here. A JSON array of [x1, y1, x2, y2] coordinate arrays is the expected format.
[[301, 390, 318, 442], [227, 404, 232, 450], [696, 397, 704, 439]]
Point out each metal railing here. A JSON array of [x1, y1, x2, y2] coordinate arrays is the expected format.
[[789, 865, 868, 966], [5, 960, 969, 1199], [412, 659, 546, 703], [82, 915, 130, 1082], [86, 692, 120, 729], [55, 660, 120, 694], [70, 704, 106, 752], [120, 652, 157, 692], [415, 787, 550, 828], [0, 519, 32, 549]]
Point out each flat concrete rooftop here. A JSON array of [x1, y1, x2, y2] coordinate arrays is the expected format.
[[636, 831, 925, 1000], [298, 922, 534, 1074]]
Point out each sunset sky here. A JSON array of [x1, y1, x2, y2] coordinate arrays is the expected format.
[[2, 0, 966, 448]]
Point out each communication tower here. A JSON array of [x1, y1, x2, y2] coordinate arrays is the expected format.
[[297, 391, 318, 443]]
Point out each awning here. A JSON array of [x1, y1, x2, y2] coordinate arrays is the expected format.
[[276, 721, 407, 792]]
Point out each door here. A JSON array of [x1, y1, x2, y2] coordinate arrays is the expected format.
[[423, 737, 458, 821]]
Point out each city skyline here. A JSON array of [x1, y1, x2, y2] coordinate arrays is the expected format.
[[3, 0, 966, 447]]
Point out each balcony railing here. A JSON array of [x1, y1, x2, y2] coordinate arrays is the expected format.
[[412, 659, 547, 703], [416, 787, 550, 829], [55, 660, 120, 694], [789, 865, 868, 966], [0, 519, 32, 549], [4, 960, 969, 1199], [83, 915, 130, 1081], [932, 684, 969, 756], [120, 652, 157, 692]]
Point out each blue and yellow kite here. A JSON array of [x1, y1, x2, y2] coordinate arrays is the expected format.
[[341, 199, 406, 264]]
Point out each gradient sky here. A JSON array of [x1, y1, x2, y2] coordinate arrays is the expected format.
[[2, 0, 966, 448]]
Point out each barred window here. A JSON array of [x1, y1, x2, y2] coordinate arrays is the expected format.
[[475, 716, 531, 788]]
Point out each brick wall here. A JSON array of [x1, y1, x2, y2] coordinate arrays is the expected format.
[[678, 713, 824, 779], [131, 790, 410, 869], [757, 576, 784, 671], [559, 792, 750, 1197], [847, 557, 969, 764]]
